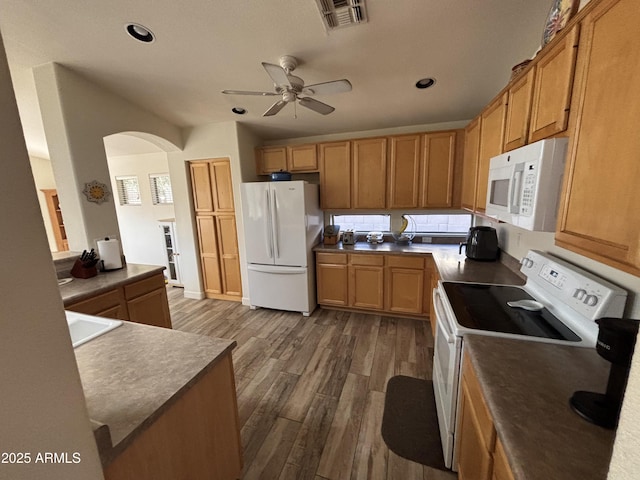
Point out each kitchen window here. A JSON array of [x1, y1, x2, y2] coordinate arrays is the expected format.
[[149, 173, 173, 205], [115, 176, 141, 206], [331, 214, 390, 232], [409, 214, 471, 234]]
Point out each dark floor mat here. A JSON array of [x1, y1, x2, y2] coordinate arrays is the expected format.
[[381, 375, 447, 470]]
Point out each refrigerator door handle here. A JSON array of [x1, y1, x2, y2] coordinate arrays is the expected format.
[[265, 190, 273, 259], [271, 190, 279, 259]]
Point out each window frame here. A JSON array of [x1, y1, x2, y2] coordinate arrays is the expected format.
[[115, 175, 142, 206], [149, 173, 174, 205]]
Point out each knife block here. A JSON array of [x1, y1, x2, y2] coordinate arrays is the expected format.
[[70, 259, 98, 279]]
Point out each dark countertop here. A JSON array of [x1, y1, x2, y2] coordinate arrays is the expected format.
[[59, 264, 165, 306], [464, 335, 615, 480], [314, 242, 524, 286], [74, 321, 236, 466]]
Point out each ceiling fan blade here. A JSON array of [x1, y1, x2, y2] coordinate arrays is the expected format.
[[262, 62, 291, 87], [303, 79, 352, 96], [221, 90, 278, 96], [263, 100, 288, 116], [298, 97, 335, 115]]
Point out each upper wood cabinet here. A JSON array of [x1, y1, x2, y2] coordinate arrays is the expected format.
[[556, 0, 640, 276], [387, 134, 421, 209], [190, 162, 215, 212], [287, 143, 318, 172], [255, 144, 319, 174], [420, 131, 458, 208], [503, 69, 535, 152], [209, 160, 235, 212], [476, 94, 507, 213], [319, 141, 352, 209], [255, 146, 287, 174], [352, 137, 387, 209], [461, 118, 481, 211], [529, 24, 580, 143]]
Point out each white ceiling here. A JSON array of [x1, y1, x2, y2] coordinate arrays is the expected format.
[[0, 0, 554, 160]]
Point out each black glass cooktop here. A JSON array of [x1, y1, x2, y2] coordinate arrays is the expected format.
[[443, 282, 581, 342]]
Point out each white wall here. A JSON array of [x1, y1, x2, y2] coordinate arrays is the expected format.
[[0, 34, 103, 480], [32, 63, 183, 252], [29, 155, 58, 251], [107, 152, 175, 268]]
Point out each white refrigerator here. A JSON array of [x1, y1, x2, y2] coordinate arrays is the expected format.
[[241, 181, 322, 315]]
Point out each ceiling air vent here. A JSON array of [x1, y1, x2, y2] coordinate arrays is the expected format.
[[316, 0, 367, 30]]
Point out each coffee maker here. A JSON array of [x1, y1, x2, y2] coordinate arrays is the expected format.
[[570, 317, 640, 429]]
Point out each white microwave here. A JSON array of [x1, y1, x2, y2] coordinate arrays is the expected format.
[[485, 138, 568, 232]]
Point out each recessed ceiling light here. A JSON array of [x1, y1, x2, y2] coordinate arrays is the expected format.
[[415, 78, 436, 89], [232, 107, 247, 115], [125, 23, 155, 43]]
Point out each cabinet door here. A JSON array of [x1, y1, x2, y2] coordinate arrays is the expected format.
[[461, 118, 481, 211], [66, 289, 127, 320], [349, 265, 385, 310], [503, 69, 535, 152], [196, 215, 222, 295], [316, 263, 348, 306], [457, 380, 494, 480], [287, 144, 318, 172], [319, 141, 351, 209], [127, 288, 172, 329], [190, 162, 214, 213], [210, 160, 234, 213], [492, 437, 515, 480], [386, 267, 424, 314], [352, 137, 387, 209], [556, 0, 640, 275], [529, 25, 580, 143], [387, 134, 421, 209], [256, 146, 287, 174], [420, 131, 457, 208], [216, 215, 242, 297], [476, 94, 507, 213]]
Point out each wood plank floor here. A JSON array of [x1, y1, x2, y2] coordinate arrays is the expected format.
[[168, 287, 457, 480]]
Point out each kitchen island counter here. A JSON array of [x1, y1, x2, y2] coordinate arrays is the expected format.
[[465, 335, 615, 480], [59, 263, 165, 306], [74, 320, 238, 470]]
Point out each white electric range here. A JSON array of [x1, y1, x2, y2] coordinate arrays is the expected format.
[[431, 250, 628, 470]]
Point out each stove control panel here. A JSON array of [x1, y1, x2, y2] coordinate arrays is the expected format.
[[520, 250, 627, 321]]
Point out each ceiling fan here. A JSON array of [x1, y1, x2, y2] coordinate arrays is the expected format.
[[221, 55, 352, 117]]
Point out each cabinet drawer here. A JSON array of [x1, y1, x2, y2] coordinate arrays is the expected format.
[[350, 254, 384, 266], [462, 357, 495, 450], [317, 252, 348, 265], [124, 273, 166, 300], [66, 289, 122, 315], [386, 255, 425, 269]]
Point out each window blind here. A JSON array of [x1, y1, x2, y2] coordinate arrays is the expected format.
[[149, 173, 173, 205], [115, 176, 142, 205]]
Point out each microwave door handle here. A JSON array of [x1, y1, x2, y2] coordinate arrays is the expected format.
[[509, 167, 524, 214]]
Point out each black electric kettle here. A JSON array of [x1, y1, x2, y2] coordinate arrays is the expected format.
[[459, 226, 499, 261]]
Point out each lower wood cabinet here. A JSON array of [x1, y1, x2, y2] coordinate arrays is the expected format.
[[103, 352, 242, 480], [349, 254, 385, 310], [456, 356, 514, 480], [65, 272, 172, 329], [316, 251, 433, 318]]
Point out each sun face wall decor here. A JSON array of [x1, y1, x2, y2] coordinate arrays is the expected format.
[[82, 180, 111, 204]]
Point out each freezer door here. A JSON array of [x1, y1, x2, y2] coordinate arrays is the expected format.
[[271, 181, 309, 267], [241, 182, 274, 265], [247, 264, 314, 314]]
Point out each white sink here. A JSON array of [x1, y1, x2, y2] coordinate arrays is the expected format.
[[65, 311, 122, 348]]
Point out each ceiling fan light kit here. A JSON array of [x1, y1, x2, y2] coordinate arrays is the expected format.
[[222, 55, 351, 117]]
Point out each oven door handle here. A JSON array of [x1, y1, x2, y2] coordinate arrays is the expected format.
[[433, 288, 455, 344]]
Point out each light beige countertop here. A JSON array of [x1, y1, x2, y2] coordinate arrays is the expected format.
[[73, 321, 236, 466], [465, 335, 615, 480], [59, 264, 165, 306]]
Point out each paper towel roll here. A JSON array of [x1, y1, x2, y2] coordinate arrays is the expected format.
[[97, 237, 123, 270]]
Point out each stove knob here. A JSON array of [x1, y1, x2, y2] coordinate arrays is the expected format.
[[584, 295, 599, 307], [521, 257, 534, 268], [573, 288, 587, 300]]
